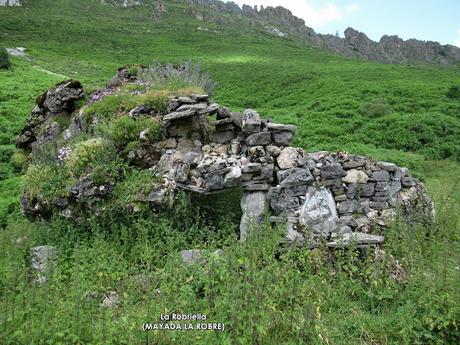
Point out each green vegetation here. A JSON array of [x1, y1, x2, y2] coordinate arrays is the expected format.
[[0, 0, 459, 343], [139, 61, 217, 95], [0, 47, 10, 70]]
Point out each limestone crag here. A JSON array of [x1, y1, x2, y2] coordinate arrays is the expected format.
[[17, 66, 435, 249], [184, 0, 460, 64], [0, 0, 21, 6]]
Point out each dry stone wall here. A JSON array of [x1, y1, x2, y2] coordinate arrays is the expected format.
[[17, 69, 435, 249]]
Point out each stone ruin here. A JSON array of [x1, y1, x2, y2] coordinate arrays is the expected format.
[[17, 67, 435, 249]]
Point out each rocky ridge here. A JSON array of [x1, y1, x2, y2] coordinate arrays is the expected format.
[[185, 0, 460, 64], [17, 66, 435, 249], [0, 0, 21, 6]]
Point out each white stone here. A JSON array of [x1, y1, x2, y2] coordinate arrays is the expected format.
[[342, 169, 369, 184], [276, 147, 306, 169], [299, 187, 338, 236]]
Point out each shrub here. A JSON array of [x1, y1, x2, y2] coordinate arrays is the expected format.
[[0, 47, 10, 69], [22, 164, 56, 199], [10, 150, 29, 172], [100, 116, 163, 149], [66, 138, 112, 174], [142, 90, 170, 113], [361, 98, 391, 117], [115, 169, 156, 204], [138, 61, 217, 95], [446, 85, 460, 99], [83, 94, 138, 122]]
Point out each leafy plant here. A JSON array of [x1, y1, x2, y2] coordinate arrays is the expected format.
[[361, 98, 391, 118]]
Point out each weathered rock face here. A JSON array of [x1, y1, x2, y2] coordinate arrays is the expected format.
[[16, 80, 84, 149], [0, 0, 21, 6], [17, 67, 435, 249], [184, 0, 460, 65]]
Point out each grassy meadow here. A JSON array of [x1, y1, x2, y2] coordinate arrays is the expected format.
[[0, 0, 460, 343]]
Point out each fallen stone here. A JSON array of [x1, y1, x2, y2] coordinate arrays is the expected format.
[[31, 245, 57, 284], [327, 232, 384, 248], [100, 291, 119, 308]]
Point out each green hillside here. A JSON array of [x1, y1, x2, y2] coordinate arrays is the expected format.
[[0, 1, 459, 344]]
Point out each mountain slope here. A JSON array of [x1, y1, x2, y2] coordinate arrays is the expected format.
[[1, 0, 460, 162]]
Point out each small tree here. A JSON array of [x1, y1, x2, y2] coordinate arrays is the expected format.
[[0, 47, 10, 69]]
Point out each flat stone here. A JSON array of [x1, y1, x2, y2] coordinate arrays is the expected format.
[[277, 168, 313, 187], [402, 177, 417, 187], [246, 132, 271, 146], [272, 130, 294, 146], [347, 183, 375, 199], [327, 232, 384, 248], [163, 109, 195, 121], [343, 160, 365, 169], [378, 161, 398, 171], [243, 182, 270, 191], [177, 96, 196, 104], [176, 103, 207, 113], [265, 123, 297, 132], [213, 130, 236, 144], [242, 109, 261, 133], [190, 94, 209, 101], [241, 163, 262, 173], [370, 170, 390, 182], [321, 163, 346, 179]]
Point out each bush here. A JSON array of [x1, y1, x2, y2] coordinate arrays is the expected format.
[[446, 85, 460, 99], [100, 116, 163, 149], [0, 47, 10, 69], [138, 61, 217, 95], [361, 98, 391, 117], [66, 138, 112, 174]]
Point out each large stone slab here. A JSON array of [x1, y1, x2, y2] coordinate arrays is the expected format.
[[299, 187, 338, 236], [30, 245, 57, 284], [240, 191, 267, 241]]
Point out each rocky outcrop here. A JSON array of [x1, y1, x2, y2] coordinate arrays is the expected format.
[[0, 0, 21, 6], [17, 66, 435, 249], [16, 80, 84, 149], [319, 27, 460, 65], [184, 0, 460, 64]]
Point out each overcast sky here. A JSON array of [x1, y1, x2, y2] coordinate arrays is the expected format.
[[225, 0, 460, 47]]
